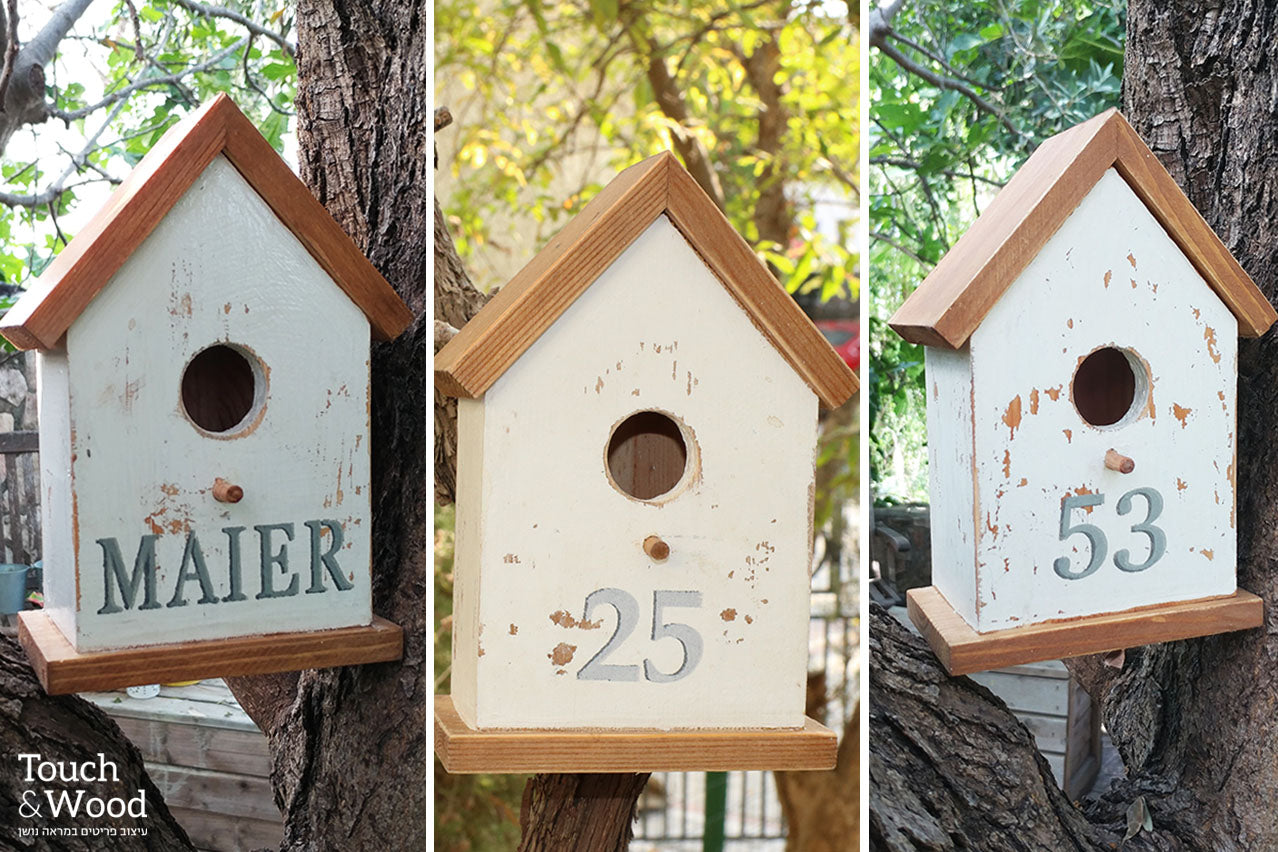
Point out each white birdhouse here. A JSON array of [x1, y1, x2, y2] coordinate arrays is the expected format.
[[0, 95, 412, 693], [433, 152, 857, 772], [891, 110, 1275, 675]]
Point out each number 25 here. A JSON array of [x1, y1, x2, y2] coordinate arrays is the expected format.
[[1054, 487, 1166, 580]]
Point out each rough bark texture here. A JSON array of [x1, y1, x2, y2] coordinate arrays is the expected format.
[[0, 636, 196, 850], [776, 699, 860, 852], [226, 0, 427, 846], [870, 4, 1278, 850], [517, 772, 649, 852]]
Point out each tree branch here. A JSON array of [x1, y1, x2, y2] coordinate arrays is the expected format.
[[170, 0, 295, 58], [0, 0, 19, 111], [870, 230, 932, 268], [870, 23, 1023, 142]]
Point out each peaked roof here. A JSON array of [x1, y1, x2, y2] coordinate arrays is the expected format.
[[890, 108, 1277, 348], [434, 151, 858, 410], [0, 94, 413, 351]]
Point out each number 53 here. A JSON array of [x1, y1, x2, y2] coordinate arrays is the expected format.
[[1054, 487, 1167, 580]]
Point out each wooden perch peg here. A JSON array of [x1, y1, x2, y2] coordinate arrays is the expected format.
[[643, 535, 670, 561], [212, 477, 244, 503], [1104, 449, 1135, 474]]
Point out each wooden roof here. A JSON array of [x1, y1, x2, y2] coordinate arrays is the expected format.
[[435, 151, 858, 410], [890, 109, 1277, 348], [0, 94, 413, 351]]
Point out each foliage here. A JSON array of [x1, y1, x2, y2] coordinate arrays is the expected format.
[[435, 0, 859, 302], [3, 0, 296, 289], [433, 504, 526, 852], [868, 0, 1124, 503]]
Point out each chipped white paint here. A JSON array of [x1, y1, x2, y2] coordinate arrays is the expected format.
[[452, 215, 818, 730], [40, 155, 372, 652], [930, 169, 1238, 632]]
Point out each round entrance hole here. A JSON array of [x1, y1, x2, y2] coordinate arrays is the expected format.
[[606, 411, 690, 501], [180, 344, 265, 435], [1072, 346, 1143, 427]]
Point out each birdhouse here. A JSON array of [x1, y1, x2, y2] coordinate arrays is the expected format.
[[0, 95, 412, 693], [890, 110, 1275, 675], [433, 152, 857, 773]]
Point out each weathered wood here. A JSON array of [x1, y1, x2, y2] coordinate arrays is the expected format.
[[142, 762, 279, 822], [449, 215, 821, 732], [434, 694, 836, 773], [907, 585, 1262, 675], [19, 610, 403, 694], [0, 429, 37, 453], [166, 806, 282, 852]]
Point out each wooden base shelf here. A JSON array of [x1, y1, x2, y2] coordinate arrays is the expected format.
[[434, 695, 838, 774], [19, 610, 403, 694], [907, 585, 1264, 676]]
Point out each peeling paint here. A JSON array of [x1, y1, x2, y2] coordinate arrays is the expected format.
[[1029, 389, 1040, 415], [1002, 395, 1023, 439], [549, 610, 601, 630], [1127, 252, 1137, 269], [1201, 549, 1215, 561], [1103, 270, 1112, 288], [1204, 326, 1221, 364], [1063, 429, 1072, 443], [1045, 385, 1062, 401], [720, 608, 737, 621], [503, 553, 520, 564], [1176, 478, 1188, 492], [509, 624, 518, 635], [1172, 403, 1192, 428], [1002, 450, 1011, 479], [548, 643, 577, 666]]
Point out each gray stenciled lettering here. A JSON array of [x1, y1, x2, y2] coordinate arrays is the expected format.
[[305, 520, 352, 593], [221, 526, 247, 602], [166, 533, 219, 607], [255, 523, 298, 599], [97, 536, 161, 614]]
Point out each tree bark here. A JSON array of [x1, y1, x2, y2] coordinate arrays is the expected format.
[[517, 773, 649, 852], [0, 636, 196, 850], [225, 0, 427, 846], [870, 3, 1278, 850]]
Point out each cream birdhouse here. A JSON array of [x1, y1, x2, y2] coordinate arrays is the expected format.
[[433, 152, 856, 772], [891, 110, 1275, 675], [0, 95, 411, 693]]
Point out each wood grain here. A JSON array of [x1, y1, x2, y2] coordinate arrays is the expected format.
[[891, 109, 1276, 348], [0, 93, 412, 351], [907, 584, 1263, 675], [18, 609, 403, 694], [434, 151, 858, 410], [433, 694, 837, 773]]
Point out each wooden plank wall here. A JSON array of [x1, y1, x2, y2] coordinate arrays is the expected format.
[[83, 680, 283, 851]]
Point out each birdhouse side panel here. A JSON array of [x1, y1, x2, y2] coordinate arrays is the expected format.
[[64, 155, 373, 651], [924, 345, 978, 626], [968, 168, 1238, 632], [449, 397, 485, 729], [36, 352, 75, 643], [465, 215, 819, 730]]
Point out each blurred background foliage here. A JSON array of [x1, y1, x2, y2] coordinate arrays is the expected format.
[[868, 0, 1123, 504], [436, 1, 860, 848]]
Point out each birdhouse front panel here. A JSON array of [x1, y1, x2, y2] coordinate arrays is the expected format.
[[930, 168, 1238, 633], [41, 155, 372, 652], [451, 215, 819, 730]]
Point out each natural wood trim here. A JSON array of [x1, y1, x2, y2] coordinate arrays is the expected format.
[[664, 163, 858, 409], [19, 610, 403, 694], [0, 94, 412, 351], [434, 151, 858, 409], [890, 109, 1276, 348], [906, 585, 1263, 676], [433, 694, 837, 773]]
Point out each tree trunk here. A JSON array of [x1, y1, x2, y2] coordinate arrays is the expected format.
[[517, 773, 649, 852], [225, 0, 428, 846], [870, 4, 1278, 850], [0, 636, 196, 850]]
